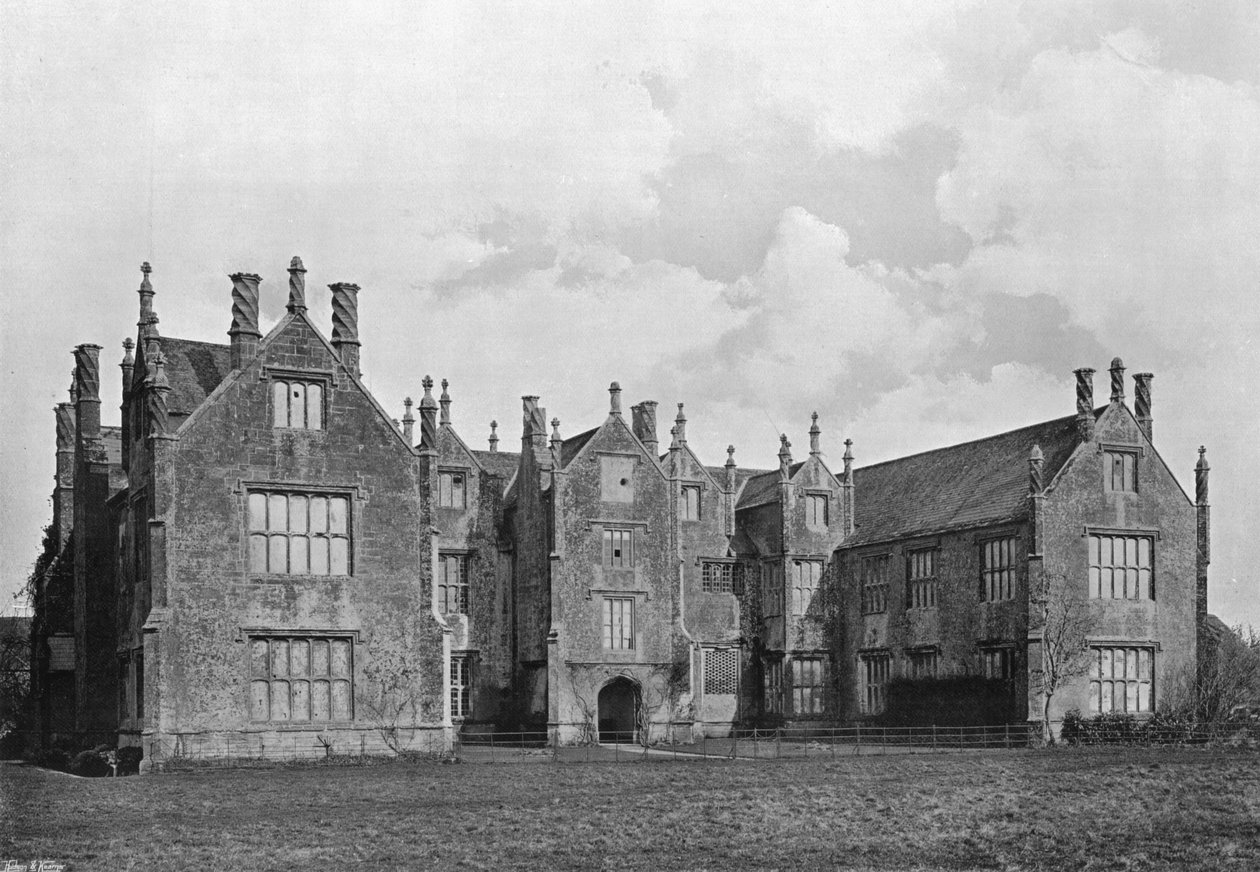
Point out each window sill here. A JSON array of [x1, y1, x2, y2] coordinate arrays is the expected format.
[[249, 574, 354, 583]]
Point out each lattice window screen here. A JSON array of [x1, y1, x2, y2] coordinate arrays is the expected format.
[[705, 648, 739, 695]]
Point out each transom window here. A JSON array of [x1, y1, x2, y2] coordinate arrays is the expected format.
[[764, 659, 784, 715], [981, 537, 1017, 602], [791, 559, 822, 617], [761, 563, 783, 618], [450, 654, 472, 719], [907, 548, 938, 609], [806, 494, 828, 529], [272, 379, 324, 430], [860, 554, 889, 614], [792, 657, 825, 716], [603, 528, 633, 568], [248, 491, 350, 575], [602, 597, 634, 650], [704, 648, 739, 695], [438, 471, 467, 508], [1105, 450, 1137, 493], [981, 647, 1015, 681], [249, 635, 352, 723], [439, 553, 469, 615], [860, 653, 890, 715], [908, 650, 939, 679], [1089, 535, 1153, 600], [702, 561, 742, 594], [680, 484, 701, 520], [1088, 646, 1153, 714]]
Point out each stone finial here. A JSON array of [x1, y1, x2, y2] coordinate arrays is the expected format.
[[68, 368, 78, 404], [287, 256, 307, 313], [402, 396, 415, 444], [1109, 357, 1126, 403], [329, 282, 362, 375], [1134, 372, 1154, 441], [419, 376, 438, 452], [137, 262, 156, 334], [440, 379, 451, 426], [1029, 443, 1045, 494], [550, 417, 563, 451], [809, 412, 821, 456], [843, 438, 854, 480], [725, 445, 736, 468], [674, 403, 687, 444], [609, 381, 622, 416], [669, 425, 679, 451], [120, 337, 135, 393], [778, 433, 793, 479], [1074, 367, 1096, 441], [1196, 446, 1210, 506], [489, 420, 499, 452]]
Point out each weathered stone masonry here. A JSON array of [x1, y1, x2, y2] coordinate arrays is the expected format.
[[30, 261, 1212, 760]]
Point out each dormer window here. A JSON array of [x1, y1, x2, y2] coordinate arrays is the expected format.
[[272, 379, 324, 430]]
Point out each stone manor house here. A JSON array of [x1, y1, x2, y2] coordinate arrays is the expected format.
[[29, 259, 1212, 761]]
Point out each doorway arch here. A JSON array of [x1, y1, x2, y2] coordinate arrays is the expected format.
[[597, 677, 639, 743]]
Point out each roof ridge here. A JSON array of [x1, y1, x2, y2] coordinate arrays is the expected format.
[[854, 410, 1087, 472]]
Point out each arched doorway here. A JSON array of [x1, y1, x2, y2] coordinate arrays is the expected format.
[[598, 677, 639, 743]]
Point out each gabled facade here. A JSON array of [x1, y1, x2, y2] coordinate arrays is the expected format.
[[30, 258, 1211, 761], [832, 360, 1207, 728]]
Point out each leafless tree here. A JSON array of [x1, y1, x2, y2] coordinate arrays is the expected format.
[[565, 665, 599, 746], [1166, 622, 1260, 721], [634, 659, 690, 752], [1031, 574, 1092, 745]]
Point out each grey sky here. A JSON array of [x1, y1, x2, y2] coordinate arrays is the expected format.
[[2, 1, 1257, 624]]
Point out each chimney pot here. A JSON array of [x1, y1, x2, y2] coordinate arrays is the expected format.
[[329, 282, 362, 376], [228, 272, 263, 370], [1134, 372, 1154, 441], [1109, 357, 1126, 403], [489, 420, 499, 452], [287, 256, 307, 313], [631, 401, 659, 455], [809, 411, 821, 457], [1074, 367, 1096, 441], [608, 382, 622, 416], [674, 403, 687, 444]]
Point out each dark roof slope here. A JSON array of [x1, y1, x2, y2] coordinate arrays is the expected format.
[[472, 450, 520, 480], [161, 338, 231, 415], [559, 427, 599, 468], [736, 463, 803, 509], [846, 412, 1087, 546]]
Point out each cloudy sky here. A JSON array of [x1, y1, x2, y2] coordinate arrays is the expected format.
[[2, 1, 1257, 623]]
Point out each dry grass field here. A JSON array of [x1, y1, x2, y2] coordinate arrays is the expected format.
[[3, 748, 1259, 871]]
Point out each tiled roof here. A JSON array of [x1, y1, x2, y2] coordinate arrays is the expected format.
[[845, 411, 1088, 547], [160, 338, 231, 415], [472, 450, 520, 480], [736, 463, 803, 509], [560, 427, 599, 468]]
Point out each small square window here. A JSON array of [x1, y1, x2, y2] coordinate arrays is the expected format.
[[271, 379, 324, 430], [603, 528, 633, 568], [438, 471, 467, 508], [1105, 451, 1138, 493]]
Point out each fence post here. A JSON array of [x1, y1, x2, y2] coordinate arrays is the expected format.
[[831, 726, 836, 760], [1004, 724, 1010, 749], [856, 724, 861, 755], [932, 724, 937, 752]]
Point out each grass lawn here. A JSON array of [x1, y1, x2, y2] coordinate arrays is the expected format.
[[3, 748, 1259, 871]]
